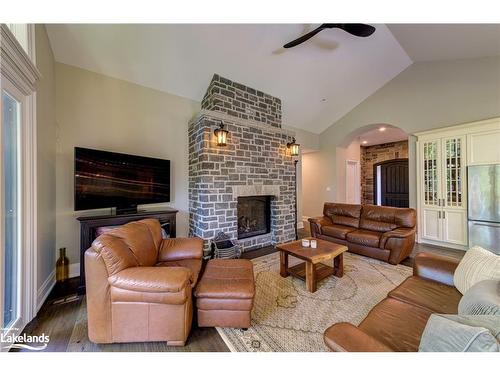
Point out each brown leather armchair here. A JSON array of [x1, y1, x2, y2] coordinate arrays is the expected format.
[[85, 218, 203, 346], [309, 203, 416, 265]]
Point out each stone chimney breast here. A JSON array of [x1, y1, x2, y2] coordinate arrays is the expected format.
[[201, 74, 282, 128]]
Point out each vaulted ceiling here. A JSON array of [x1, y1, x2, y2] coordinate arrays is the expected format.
[[388, 24, 500, 62], [46, 24, 500, 134]]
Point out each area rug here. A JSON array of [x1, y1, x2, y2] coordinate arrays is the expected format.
[[216, 251, 412, 352]]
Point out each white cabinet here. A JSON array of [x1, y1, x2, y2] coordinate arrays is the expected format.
[[421, 207, 442, 241], [443, 208, 468, 245], [418, 136, 467, 248], [416, 117, 500, 250], [467, 129, 500, 165]]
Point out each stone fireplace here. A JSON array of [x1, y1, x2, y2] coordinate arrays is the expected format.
[[237, 196, 271, 239], [188, 74, 296, 255]]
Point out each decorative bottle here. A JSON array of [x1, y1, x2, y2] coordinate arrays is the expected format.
[[56, 247, 69, 282]]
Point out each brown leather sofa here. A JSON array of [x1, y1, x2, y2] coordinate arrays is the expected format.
[[309, 203, 416, 265], [85, 218, 203, 346], [323, 252, 462, 351]]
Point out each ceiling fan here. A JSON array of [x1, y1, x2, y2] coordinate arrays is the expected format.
[[283, 23, 376, 49]]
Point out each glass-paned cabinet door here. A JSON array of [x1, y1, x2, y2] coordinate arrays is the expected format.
[[444, 137, 465, 208], [422, 141, 439, 206]]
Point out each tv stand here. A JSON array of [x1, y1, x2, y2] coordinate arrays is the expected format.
[[76, 209, 178, 295]]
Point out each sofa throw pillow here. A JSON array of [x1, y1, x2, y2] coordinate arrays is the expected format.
[[453, 246, 500, 295], [458, 279, 500, 316], [419, 314, 500, 352]]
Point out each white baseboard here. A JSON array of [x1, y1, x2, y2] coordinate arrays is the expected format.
[[69, 263, 80, 278], [37, 270, 55, 312], [418, 238, 467, 251]]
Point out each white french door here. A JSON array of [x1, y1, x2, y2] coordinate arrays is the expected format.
[[0, 77, 27, 345], [441, 136, 468, 245], [420, 140, 442, 241]]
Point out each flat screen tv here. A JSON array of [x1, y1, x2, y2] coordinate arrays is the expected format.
[[74, 147, 170, 213]]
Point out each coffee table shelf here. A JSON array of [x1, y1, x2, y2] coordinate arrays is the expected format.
[[287, 262, 334, 282]]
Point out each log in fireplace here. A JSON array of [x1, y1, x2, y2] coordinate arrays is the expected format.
[[237, 196, 271, 239]]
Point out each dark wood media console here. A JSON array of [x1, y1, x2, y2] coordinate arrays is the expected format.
[[77, 209, 178, 294]]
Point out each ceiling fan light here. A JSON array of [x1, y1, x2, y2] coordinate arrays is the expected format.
[[283, 23, 376, 49]]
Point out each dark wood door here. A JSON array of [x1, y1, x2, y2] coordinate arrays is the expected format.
[[374, 158, 409, 208]]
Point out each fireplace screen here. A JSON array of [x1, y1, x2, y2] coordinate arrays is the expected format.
[[237, 196, 271, 239]]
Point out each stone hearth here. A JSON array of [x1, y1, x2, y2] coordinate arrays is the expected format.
[[188, 74, 296, 255]]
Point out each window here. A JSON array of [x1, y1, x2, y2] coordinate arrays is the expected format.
[[2, 90, 21, 328], [0, 23, 40, 348]]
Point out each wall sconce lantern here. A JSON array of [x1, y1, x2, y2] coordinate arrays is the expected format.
[[287, 137, 300, 240], [214, 121, 229, 146], [287, 137, 300, 157]]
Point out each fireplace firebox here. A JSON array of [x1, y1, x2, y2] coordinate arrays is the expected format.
[[237, 196, 271, 239]]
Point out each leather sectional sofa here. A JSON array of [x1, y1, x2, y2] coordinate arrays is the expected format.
[[309, 203, 417, 265], [323, 252, 462, 351], [85, 218, 203, 346]]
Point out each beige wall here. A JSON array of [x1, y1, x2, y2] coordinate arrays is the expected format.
[[284, 126, 320, 227], [55, 63, 200, 266], [286, 126, 321, 152], [35, 25, 57, 291], [302, 151, 324, 219], [302, 56, 500, 217]]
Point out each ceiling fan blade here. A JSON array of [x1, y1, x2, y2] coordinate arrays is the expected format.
[[338, 24, 376, 37], [283, 25, 327, 48]]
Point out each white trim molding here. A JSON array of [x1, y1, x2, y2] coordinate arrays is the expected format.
[[36, 270, 55, 312], [36, 263, 80, 312], [1, 24, 41, 95], [69, 263, 80, 278]]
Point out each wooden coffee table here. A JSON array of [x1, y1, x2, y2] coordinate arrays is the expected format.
[[276, 238, 348, 293]]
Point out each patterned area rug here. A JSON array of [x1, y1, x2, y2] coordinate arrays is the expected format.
[[216, 251, 412, 352]]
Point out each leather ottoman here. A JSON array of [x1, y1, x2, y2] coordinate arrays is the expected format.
[[194, 259, 255, 328]]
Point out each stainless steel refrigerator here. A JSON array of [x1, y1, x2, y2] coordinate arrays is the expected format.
[[468, 164, 500, 254]]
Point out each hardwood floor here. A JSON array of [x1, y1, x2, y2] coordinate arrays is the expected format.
[[16, 294, 229, 352], [15, 227, 463, 352], [404, 241, 464, 266]]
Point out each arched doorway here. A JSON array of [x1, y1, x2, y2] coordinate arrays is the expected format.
[[373, 158, 409, 207], [336, 123, 409, 207]]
